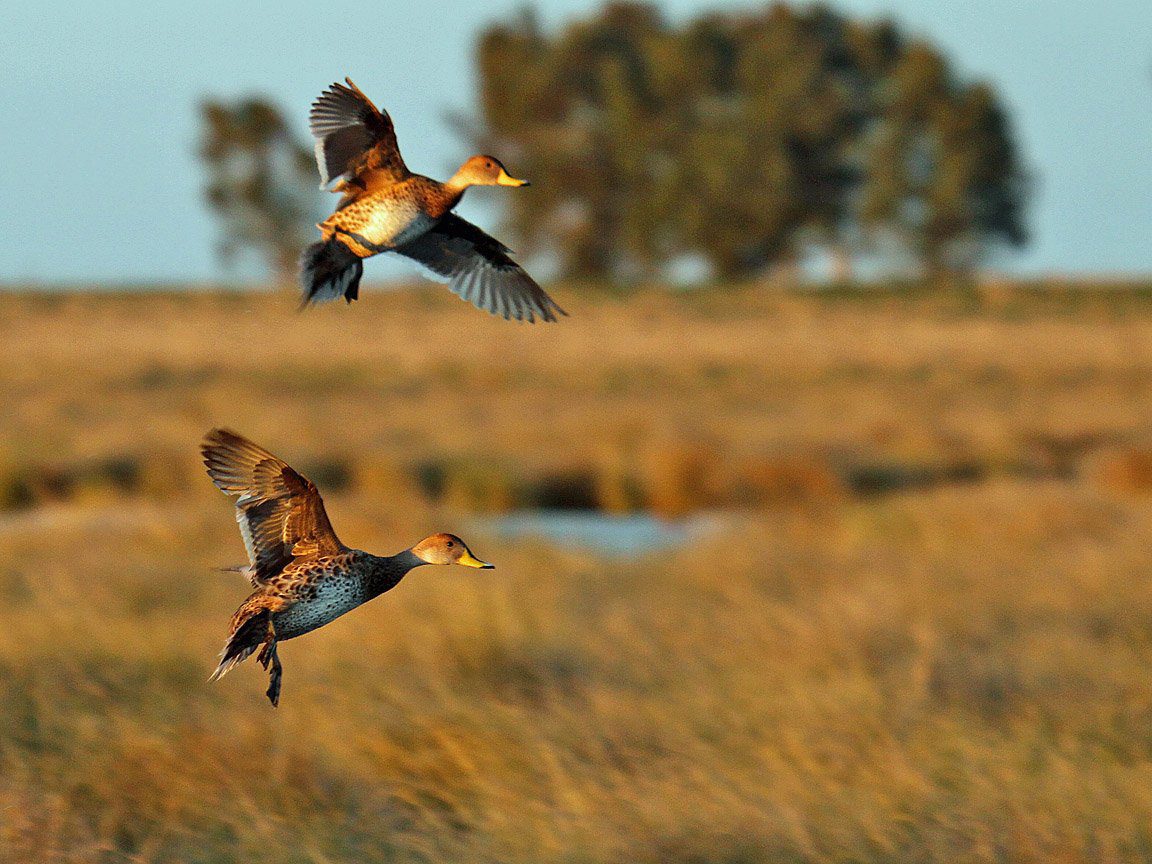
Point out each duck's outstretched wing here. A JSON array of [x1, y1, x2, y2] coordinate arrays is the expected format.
[[201, 429, 344, 583], [394, 214, 566, 323], [309, 77, 405, 187]]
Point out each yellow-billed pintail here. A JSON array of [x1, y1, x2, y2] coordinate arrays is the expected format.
[[202, 428, 493, 706], [300, 77, 564, 322]]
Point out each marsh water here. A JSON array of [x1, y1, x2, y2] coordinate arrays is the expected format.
[[475, 510, 719, 556]]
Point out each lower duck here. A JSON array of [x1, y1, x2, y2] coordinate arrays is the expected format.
[[201, 428, 493, 706]]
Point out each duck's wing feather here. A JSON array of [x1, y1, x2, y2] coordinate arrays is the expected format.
[[393, 214, 566, 323], [309, 77, 405, 188], [201, 429, 344, 583]]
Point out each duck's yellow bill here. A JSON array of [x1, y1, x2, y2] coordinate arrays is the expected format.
[[496, 169, 530, 187], [458, 551, 495, 569]]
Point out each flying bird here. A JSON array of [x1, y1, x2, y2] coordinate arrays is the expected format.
[[300, 78, 565, 323], [202, 428, 494, 706]]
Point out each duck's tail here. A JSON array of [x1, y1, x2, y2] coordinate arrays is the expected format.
[[216, 564, 259, 586], [299, 238, 364, 307], [209, 609, 271, 683]]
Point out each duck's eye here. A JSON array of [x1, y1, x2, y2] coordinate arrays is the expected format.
[[446, 541, 454, 548]]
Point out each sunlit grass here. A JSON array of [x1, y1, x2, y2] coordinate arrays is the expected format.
[[4, 283, 1152, 861]]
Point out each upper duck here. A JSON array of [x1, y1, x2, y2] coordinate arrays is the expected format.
[[300, 78, 565, 323], [202, 428, 495, 706]]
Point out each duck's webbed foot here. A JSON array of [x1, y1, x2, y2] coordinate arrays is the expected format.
[[255, 621, 282, 707], [264, 645, 282, 708]]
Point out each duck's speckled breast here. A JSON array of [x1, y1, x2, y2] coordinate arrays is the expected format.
[[273, 573, 372, 640]]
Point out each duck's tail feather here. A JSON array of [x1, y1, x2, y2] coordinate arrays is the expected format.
[[209, 610, 271, 683], [299, 238, 364, 307], [216, 564, 260, 586]]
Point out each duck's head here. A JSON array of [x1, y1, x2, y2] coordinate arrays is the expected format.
[[411, 532, 494, 568], [452, 155, 530, 189]]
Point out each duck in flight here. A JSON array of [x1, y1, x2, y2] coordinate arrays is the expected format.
[[202, 429, 494, 706], [300, 78, 565, 323]]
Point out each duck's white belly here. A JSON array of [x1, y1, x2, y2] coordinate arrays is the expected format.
[[362, 202, 435, 248]]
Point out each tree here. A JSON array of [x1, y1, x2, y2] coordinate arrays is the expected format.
[[472, 2, 1029, 283], [199, 98, 320, 282], [858, 46, 1028, 277]]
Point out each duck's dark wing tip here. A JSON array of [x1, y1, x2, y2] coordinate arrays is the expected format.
[[393, 214, 566, 324]]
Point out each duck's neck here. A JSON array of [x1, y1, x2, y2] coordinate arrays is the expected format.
[[389, 548, 427, 573], [366, 549, 425, 598], [441, 172, 472, 203]]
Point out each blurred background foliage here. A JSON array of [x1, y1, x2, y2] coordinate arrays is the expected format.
[[197, 1, 1029, 287], [8, 285, 1152, 862], [199, 97, 321, 282], [470, 1, 1028, 282]]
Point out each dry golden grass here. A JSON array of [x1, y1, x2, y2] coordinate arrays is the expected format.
[[5, 283, 1152, 862]]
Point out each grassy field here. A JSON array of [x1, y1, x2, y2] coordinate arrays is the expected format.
[[6, 283, 1152, 862]]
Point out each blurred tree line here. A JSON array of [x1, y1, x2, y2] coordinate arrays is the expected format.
[[196, 2, 1028, 286], [471, 2, 1029, 282], [199, 97, 319, 281]]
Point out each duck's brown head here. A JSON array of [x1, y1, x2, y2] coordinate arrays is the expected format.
[[411, 532, 494, 568], [452, 155, 530, 188]]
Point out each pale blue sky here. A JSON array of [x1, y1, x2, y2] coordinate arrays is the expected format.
[[1, 0, 1148, 283]]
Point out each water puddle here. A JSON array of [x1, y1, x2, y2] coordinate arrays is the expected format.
[[475, 510, 720, 556]]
